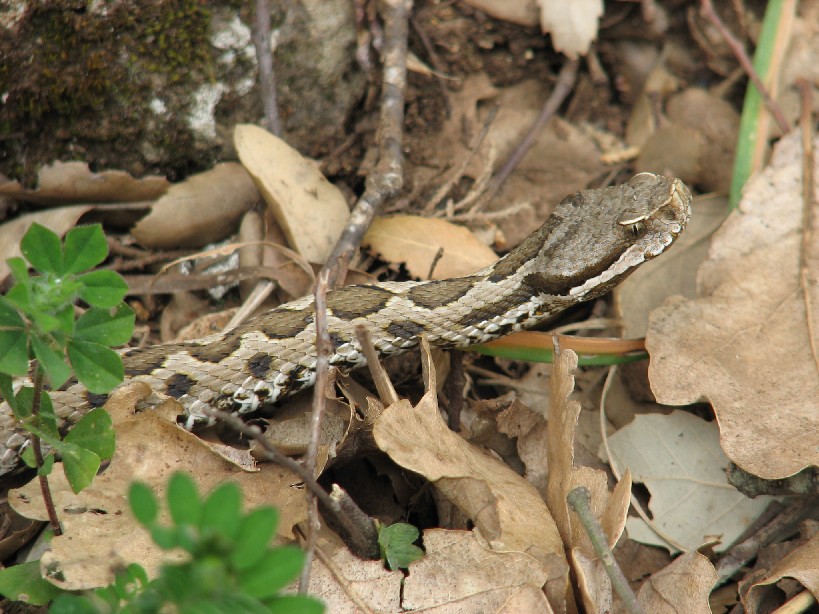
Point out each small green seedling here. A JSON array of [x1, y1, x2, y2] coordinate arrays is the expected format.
[[378, 522, 424, 571]]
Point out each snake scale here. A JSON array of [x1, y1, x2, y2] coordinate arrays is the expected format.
[[0, 173, 691, 476]]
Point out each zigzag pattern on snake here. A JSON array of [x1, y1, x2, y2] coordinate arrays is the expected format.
[[0, 173, 691, 475]]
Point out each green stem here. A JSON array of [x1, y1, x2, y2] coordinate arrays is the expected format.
[[567, 487, 643, 614]]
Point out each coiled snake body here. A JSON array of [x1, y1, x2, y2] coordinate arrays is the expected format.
[[0, 173, 691, 475]]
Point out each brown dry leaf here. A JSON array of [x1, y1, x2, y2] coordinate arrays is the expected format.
[[234, 124, 349, 264], [637, 551, 717, 614], [546, 347, 632, 613], [647, 131, 819, 479], [537, 0, 603, 58], [0, 161, 168, 205], [743, 531, 819, 613], [636, 88, 739, 193], [402, 529, 553, 612], [300, 528, 403, 612], [605, 411, 775, 553], [616, 193, 730, 337], [9, 383, 306, 590], [459, 0, 539, 27], [372, 339, 568, 609], [363, 215, 497, 280], [131, 162, 259, 249], [0, 206, 93, 281]]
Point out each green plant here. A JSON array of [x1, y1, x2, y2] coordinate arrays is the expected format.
[[0, 223, 131, 504], [378, 522, 424, 571], [48, 472, 324, 613]]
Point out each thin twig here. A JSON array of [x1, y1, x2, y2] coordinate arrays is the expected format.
[[29, 368, 61, 536], [299, 268, 333, 592], [252, 0, 283, 136], [480, 57, 579, 210], [699, 0, 789, 134], [444, 350, 464, 431], [567, 487, 646, 614], [323, 0, 411, 288]]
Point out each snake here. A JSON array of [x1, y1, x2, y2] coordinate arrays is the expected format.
[[0, 173, 691, 476]]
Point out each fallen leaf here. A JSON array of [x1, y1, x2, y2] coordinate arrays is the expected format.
[[372, 339, 569, 608], [743, 531, 819, 613], [402, 529, 552, 611], [537, 0, 603, 58], [605, 411, 775, 553], [637, 551, 717, 614], [9, 383, 306, 590], [363, 215, 497, 280], [131, 162, 259, 249], [0, 161, 168, 205], [234, 124, 349, 264], [647, 132, 819, 479]]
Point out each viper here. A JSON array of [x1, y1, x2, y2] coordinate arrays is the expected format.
[[0, 173, 691, 475]]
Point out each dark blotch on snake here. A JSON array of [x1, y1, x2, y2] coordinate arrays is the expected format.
[[165, 373, 197, 399], [247, 352, 273, 379], [406, 277, 479, 310]]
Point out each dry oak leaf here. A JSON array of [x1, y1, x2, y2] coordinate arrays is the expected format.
[[402, 529, 553, 612], [0, 161, 168, 205], [235, 124, 349, 264], [637, 551, 717, 614], [743, 530, 819, 613], [363, 215, 498, 280], [547, 347, 631, 614], [537, 0, 603, 58], [647, 131, 819, 479], [131, 162, 259, 249], [10, 383, 306, 591], [606, 411, 775, 553]]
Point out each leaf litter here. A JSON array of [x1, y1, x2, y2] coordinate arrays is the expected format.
[[1, 2, 818, 613]]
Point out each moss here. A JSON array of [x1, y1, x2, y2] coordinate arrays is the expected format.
[[0, 0, 216, 183]]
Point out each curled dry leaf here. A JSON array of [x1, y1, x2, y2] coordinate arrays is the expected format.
[[743, 531, 819, 613], [402, 529, 553, 612], [131, 162, 259, 249], [234, 124, 349, 264], [546, 346, 631, 613], [637, 551, 717, 614], [9, 382, 306, 590], [0, 161, 168, 205], [372, 339, 568, 607], [606, 411, 775, 553], [646, 132, 819, 479], [363, 215, 497, 280]]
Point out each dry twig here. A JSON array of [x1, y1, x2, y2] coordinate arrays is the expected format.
[[323, 0, 412, 288], [252, 0, 283, 136]]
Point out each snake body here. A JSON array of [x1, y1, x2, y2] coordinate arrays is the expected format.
[[0, 173, 691, 475]]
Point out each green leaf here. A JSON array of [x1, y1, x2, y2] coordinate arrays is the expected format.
[[6, 257, 31, 286], [230, 507, 279, 572], [36, 390, 59, 439], [21, 223, 63, 275], [167, 472, 202, 526], [55, 305, 75, 335], [129, 482, 159, 527], [74, 304, 134, 346], [267, 595, 325, 614], [201, 481, 241, 539], [151, 525, 180, 550], [0, 297, 25, 327], [13, 385, 34, 419], [30, 309, 61, 334], [39, 452, 55, 475], [60, 441, 101, 494], [238, 546, 305, 600], [64, 408, 115, 459], [77, 270, 129, 308], [0, 329, 28, 376], [378, 523, 423, 570], [30, 336, 70, 389], [49, 594, 99, 613], [0, 373, 16, 412], [67, 339, 123, 393], [20, 445, 36, 468], [0, 560, 64, 605], [63, 225, 108, 274]]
